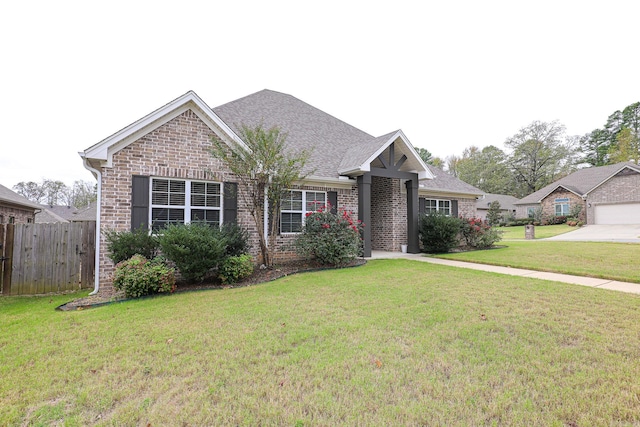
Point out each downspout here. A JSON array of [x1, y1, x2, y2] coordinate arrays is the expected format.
[[81, 156, 102, 295]]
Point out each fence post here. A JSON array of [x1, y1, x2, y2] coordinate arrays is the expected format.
[[2, 224, 14, 295]]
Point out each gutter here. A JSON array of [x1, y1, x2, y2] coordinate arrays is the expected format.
[[80, 155, 102, 296]]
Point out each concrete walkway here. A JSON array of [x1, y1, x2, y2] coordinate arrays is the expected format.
[[368, 251, 640, 295]]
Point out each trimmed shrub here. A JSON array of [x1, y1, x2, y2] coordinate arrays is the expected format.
[[157, 222, 226, 283], [113, 255, 175, 298], [218, 254, 254, 284], [220, 223, 250, 257], [419, 211, 462, 253], [295, 206, 363, 266], [460, 217, 502, 249], [104, 227, 159, 264]]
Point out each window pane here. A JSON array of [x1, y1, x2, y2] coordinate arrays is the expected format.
[[170, 180, 185, 194], [282, 191, 303, 211], [169, 193, 185, 206], [439, 200, 451, 215], [152, 179, 169, 192], [281, 212, 302, 233], [191, 209, 220, 226], [306, 192, 326, 212], [192, 182, 221, 207], [151, 208, 184, 231]]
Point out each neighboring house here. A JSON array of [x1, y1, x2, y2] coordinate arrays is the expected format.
[[0, 183, 40, 224], [514, 162, 640, 224], [475, 193, 518, 221], [36, 202, 97, 223], [79, 89, 480, 293]]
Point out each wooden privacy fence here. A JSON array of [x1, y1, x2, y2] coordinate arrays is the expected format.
[[0, 222, 95, 295]]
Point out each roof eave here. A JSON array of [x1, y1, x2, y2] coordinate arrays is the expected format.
[[81, 91, 247, 166]]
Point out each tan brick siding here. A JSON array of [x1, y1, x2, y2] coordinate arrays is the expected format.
[[0, 205, 35, 224], [371, 177, 407, 251], [586, 170, 640, 224], [540, 188, 586, 221]]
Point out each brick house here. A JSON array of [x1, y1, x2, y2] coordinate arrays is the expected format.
[[514, 162, 640, 224], [0, 183, 40, 224], [80, 90, 482, 294], [475, 193, 518, 221]]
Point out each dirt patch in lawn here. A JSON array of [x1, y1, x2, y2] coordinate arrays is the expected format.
[[59, 258, 367, 311]]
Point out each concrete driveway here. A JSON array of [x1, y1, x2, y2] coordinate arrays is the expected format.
[[546, 224, 640, 243]]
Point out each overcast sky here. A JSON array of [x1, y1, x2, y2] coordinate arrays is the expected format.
[[2, 0, 639, 189]]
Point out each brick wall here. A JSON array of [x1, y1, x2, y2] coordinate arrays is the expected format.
[[540, 188, 585, 222], [98, 110, 257, 288], [586, 170, 640, 224], [457, 197, 478, 218], [371, 177, 406, 251], [0, 205, 35, 224]]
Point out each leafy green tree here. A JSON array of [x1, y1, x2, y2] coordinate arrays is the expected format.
[[609, 128, 639, 164], [505, 120, 577, 196], [210, 123, 310, 268], [430, 157, 445, 169], [581, 101, 639, 166], [456, 145, 512, 194], [414, 146, 433, 164]]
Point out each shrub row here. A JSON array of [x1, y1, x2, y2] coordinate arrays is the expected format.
[[107, 222, 253, 297]]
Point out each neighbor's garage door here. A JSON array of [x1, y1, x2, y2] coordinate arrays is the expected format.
[[594, 203, 640, 224]]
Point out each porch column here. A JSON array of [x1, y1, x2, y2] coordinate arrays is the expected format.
[[406, 175, 419, 253], [358, 173, 372, 257]]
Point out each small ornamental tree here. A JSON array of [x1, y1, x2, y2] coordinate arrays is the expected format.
[[486, 201, 502, 226], [295, 205, 364, 267], [210, 123, 310, 268]]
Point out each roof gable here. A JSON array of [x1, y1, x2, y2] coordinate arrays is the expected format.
[[339, 130, 433, 180], [81, 91, 245, 167]]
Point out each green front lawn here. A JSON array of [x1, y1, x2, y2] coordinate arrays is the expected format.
[[2, 260, 640, 426], [498, 224, 575, 239], [436, 240, 640, 283]]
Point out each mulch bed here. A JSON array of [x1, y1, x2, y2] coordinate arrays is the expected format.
[[58, 258, 367, 311]]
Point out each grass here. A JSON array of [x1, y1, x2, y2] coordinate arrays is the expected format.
[[498, 224, 575, 240], [435, 241, 640, 283], [2, 259, 640, 426]]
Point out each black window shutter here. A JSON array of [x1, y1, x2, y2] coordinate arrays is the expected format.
[[419, 197, 426, 215], [451, 200, 458, 217], [131, 175, 149, 231], [327, 191, 338, 214], [223, 182, 238, 224]]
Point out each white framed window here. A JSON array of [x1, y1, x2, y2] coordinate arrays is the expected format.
[[555, 203, 570, 216], [527, 207, 536, 218], [280, 190, 326, 233], [424, 199, 451, 216], [150, 178, 222, 231]]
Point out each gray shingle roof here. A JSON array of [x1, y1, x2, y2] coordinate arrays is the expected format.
[[214, 90, 390, 179], [515, 162, 640, 204], [0, 183, 41, 210], [476, 193, 519, 211], [35, 208, 69, 223], [419, 165, 484, 197]]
